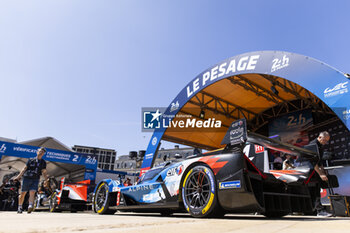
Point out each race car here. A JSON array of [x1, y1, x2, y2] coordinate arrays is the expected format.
[[93, 119, 331, 218], [50, 178, 94, 212], [33, 177, 58, 211]]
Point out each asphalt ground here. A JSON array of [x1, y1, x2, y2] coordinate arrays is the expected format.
[[0, 211, 349, 233]]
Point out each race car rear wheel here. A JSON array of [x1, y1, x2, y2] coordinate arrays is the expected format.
[[182, 165, 221, 218], [94, 182, 116, 215]]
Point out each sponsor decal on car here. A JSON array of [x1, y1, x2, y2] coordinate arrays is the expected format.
[[166, 165, 184, 177], [219, 180, 241, 189], [254, 145, 264, 153], [167, 167, 177, 177], [176, 165, 184, 175], [127, 184, 156, 192], [142, 189, 165, 202]]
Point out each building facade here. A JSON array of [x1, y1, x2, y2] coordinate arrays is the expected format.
[[153, 145, 197, 167], [114, 146, 197, 173], [72, 145, 117, 170]]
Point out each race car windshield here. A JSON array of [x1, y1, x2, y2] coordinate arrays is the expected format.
[[140, 168, 163, 183]]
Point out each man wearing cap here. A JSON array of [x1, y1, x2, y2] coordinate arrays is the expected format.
[[14, 147, 49, 213]]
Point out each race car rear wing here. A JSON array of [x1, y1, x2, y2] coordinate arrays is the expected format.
[[247, 132, 317, 159], [221, 118, 317, 160]]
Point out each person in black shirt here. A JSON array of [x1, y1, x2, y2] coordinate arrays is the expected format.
[[14, 147, 49, 214], [296, 131, 331, 217]]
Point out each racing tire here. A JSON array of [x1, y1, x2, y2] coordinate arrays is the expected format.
[[182, 165, 222, 218], [93, 182, 116, 215], [49, 192, 58, 212]]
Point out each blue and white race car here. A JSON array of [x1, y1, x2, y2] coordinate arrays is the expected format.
[[92, 119, 331, 218]]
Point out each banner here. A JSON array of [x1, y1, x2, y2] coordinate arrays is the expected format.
[[0, 140, 98, 180], [268, 109, 313, 146], [141, 51, 350, 173]]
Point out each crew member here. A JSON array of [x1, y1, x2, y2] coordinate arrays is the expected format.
[[296, 131, 332, 217], [14, 147, 49, 214]]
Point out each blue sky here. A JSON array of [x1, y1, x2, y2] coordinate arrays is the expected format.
[[0, 0, 349, 156]]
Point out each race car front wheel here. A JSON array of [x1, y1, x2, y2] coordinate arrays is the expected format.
[[182, 165, 222, 218], [94, 182, 116, 215]]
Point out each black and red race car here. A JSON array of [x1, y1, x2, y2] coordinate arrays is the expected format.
[[93, 119, 333, 218]]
